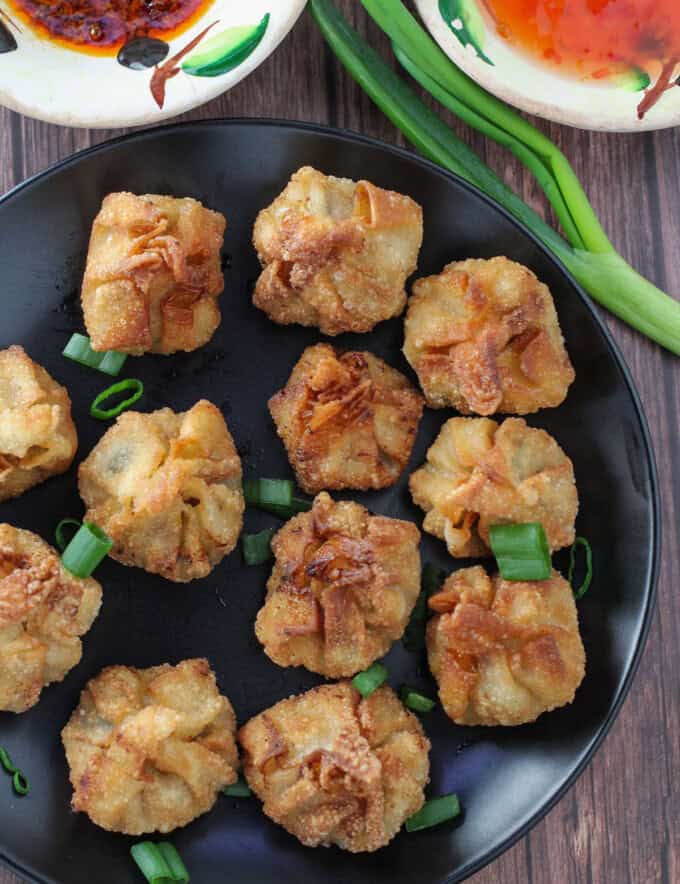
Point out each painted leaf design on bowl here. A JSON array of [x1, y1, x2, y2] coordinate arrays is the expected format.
[[439, 0, 493, 66], [182, 12, 270, 77]]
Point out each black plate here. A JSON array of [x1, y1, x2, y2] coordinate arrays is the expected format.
[[0, 120, 659, 884]]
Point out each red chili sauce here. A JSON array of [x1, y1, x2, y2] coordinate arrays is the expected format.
[[8, 0, 212, 54]]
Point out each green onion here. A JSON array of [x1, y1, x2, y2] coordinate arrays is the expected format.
[[403, 563, 447, 652], [405, 793, 461, 832], [55, 518, 81, 553], [131, 842, 173, 884], [243, 478, 312, 519], [90, 379, 144, 420], [489, 523, 551, 581], [63, 333, 128, 376], [223, 774, 252, 797], [568, 536, 593, 600], [400, 686, 436, 712], [310, 0, 680, 355], [61, 522, 113, 578], [0, 746, 29, 796], [156, 843, 190, 884], [352, 662, 388, 697], [241, 529, 276, 565]]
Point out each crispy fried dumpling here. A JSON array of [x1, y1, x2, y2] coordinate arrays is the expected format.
[[426, 566, 586, 725], [409, 417, 577, 557], [0, 523, 102, 713], [0, 346, 77, 502], [269, 343, 424, 493], [255, 492, 421, 677], [62, 659, 239, 834], [252, 166, 423, 335], [239, 681, 430, 852], [78, 400, 244, 582], [403, 257, 575, 414], [81, 192, 226, 355]]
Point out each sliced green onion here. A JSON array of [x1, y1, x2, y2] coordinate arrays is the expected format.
[[241, 529, 275, 565], [131, 842, 173, 884], [0, 746, 29, 796], [265, 497, 313, 519], [568, 536, 593, 600], [244, 478, 293, 509], [352, 662, 388, 698], [405, 793, 461, 832], [61, 522, 113, 578], [223, 774, 252, 797], [403, 563, 447, 652], [400, 686, 436, 713], [55, 518, 81, 553], [63, 333, 128, 376], [489, 523, 551, 581], [90, 379, 144, 420], [156, 843, 190, 884]]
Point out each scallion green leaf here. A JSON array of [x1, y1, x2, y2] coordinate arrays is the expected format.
[[405, 793, 461, 832], [403, 563, 447, 652], [243, 479, 312, 519], [55, 518, 81, 553], [489, 523, 551, 581], [241, 529, 275, 565], [223, 774, 252, 797], [568, 536, 593, 599], [156, 843, 190, 884], [90, 379, 144, 420], [400, 686, 436, 713], [352, 662, 388, 697], [63, 333, 128, 376], [0, 746, 29, 796], [61, 522, 113, 578]]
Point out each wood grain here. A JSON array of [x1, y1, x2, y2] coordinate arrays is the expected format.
[[0, 3, 679, 882]]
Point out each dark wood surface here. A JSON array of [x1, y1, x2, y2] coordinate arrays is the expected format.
[[0, 3, 678, 882]]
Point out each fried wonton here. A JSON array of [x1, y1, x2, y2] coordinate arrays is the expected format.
[[403, 257, 575, 414], [0, 346, 77, 502], [269, 344, 424, 493], [255, 492, 421, 677], [427, 566, 586, 725], [79, 400, 244, 582], [0, 523, 102, 714], [252, 166, 423, 335], [409, 417, 577, 557], [81, 192, 226, 355], [62, 658, 239, 834], [239, 681, 430, 852]]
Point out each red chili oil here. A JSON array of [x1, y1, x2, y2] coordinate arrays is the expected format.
[[8, 0, 214, 55]]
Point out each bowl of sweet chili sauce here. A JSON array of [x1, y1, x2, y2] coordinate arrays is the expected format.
[[414, 0, 680, 131], [0, 0, 307, 126]]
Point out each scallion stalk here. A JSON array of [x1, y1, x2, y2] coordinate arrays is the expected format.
[[569, 536, 593, 599], [61, 522, 113, 578], [489, 523, 552, 581], [90, 379, 144, 420], [55, 518, 81, 553], [0, 746, 29, 797], [63, 333, 128, 376], [400, 686, 436, 712], [352, 662, 389, 697], [241, 529, 276, 565], [156, 843, 190, 884], [405, 793, 461, 832]]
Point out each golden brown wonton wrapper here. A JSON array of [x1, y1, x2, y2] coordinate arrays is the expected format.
[[0, 523, 102, 713], [409, 417, 577, 557], [0, 345, 77, 502], [403, 257, 575, 414], [255, 492, 421, 678], [269, 343, 424, 493], [79, 400, 243, 582], [252, 166, 423, 335], [239, 681, 430, 852], [62, 658, 239, 834], [427, 566, 586, 726], [81, 192, 226, 355]]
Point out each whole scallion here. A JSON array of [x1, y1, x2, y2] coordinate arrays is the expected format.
[[310, 0, 680, 355]]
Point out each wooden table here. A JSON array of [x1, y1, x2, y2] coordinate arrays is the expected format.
[[0, 3, 678, 882]]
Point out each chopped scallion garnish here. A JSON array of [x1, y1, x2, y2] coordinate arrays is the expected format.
[[352, 662, 388, 698], [568, 536, 593, 600], [63, 333, 127, 376], [55, 518, 82, 553], [223, 774, 252, 797], [243, 478, 312, 519], [489, 523, 551, 581], [241, 529, 276, 565], [90, 378, 144, 420], [131, 841, 190, 884], [400, 686, 436, 713], [405, 793, 461, 832], [61, 522, 112, 578], [0, 746, 29, 797], [156, 843, 190, 884], [403, 563, 447, 652]]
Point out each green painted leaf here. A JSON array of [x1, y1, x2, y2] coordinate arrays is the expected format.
[[608, 65, 651, 92], [439, 0, 493, 66], [182, 12, 270, 77]]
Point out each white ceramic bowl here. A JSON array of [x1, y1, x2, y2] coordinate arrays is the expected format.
[[0, 0, 307, 128], [415, 0, 680, 132]]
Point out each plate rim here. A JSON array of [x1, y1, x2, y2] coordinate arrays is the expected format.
[[0, 117, 662, 884]]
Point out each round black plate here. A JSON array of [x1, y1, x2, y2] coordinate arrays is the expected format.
[[0, 120, 659, 884]]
